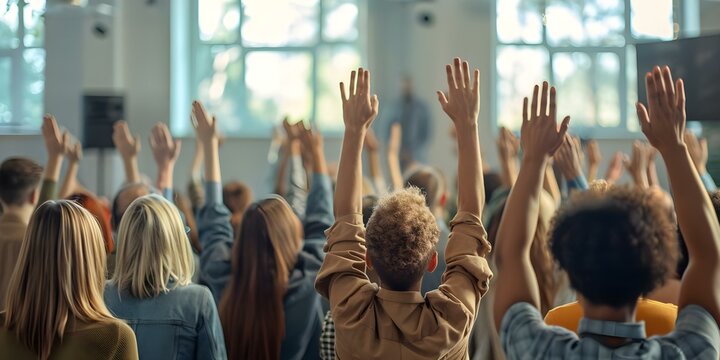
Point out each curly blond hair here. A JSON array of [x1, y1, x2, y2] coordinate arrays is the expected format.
[[366, 187, 440, 291]]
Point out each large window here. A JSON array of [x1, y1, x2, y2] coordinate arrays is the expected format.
[[494, 0, 680, 137], [173, 0, 363, 137], [0, 0, 45, 134]]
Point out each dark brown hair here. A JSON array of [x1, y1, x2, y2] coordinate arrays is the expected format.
[[218, 196, 302, 360], [0, 157, 43, 206]]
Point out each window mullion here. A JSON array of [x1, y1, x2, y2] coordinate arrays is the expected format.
[[12, 1, 26, 126]]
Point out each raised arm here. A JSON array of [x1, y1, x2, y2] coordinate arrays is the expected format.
[[39, 114, 69, 203], [300, 126, 333, 261], [624, 140, 649, 188], [493, 82, 569, 330], [58, 138, 83, 199], [553, 134, 587, 192], [112, 121, 141, 184], [496, 126, 519, 188], [149, 122, 182, 192], [586, 139, 602, 181], [685, 131, 717, 191], [386, 122, 403, 192], [437, 58, 484, 214], [605, 151, 626, 185], [364, 128, 388, 195], [284, 119, 308, 218], [646, 145, 660, 188], [638, 66, 720, 325]]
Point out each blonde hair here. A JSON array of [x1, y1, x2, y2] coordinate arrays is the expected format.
[[3, 200, 114, 359], [111, 194, 194, 298]]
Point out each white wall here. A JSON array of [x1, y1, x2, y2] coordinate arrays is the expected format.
[[3, 0, 720, 197]]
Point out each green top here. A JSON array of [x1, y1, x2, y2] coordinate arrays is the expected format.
[[0, 314, 138, 360]]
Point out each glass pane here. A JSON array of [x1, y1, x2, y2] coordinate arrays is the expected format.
[[194, 45, 244, 134], [496, 0, 542, 44], [631, 0, 673, 40], [24, 0, 45, 47], [496, 45, 549, 130], [595, 53, 620, 127], [23, 49, 44, 128], [0, 57, 11, 124], [323, 0, 358, 41], [317, 45, 360, 132], [0, 0, 19, 48], [552, 52, 593, 126], [626, 46, 640, 132], [245, 52, 312, 132], [242, 0, 319, 46], [198, 0, 239, 43], [546, 0, 624, 46]]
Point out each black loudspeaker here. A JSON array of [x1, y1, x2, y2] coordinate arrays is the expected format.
[[83, 94, 124, 149]]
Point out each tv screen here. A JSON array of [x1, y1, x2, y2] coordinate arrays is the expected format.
[[636, 34, 720, 121]]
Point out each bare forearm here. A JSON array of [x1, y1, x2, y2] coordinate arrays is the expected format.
[[500, 157, 518, 188], [588, 164, 599, 182], [45, 154, 64, 182], [202, 140, 221, 183], [367, 149, 383, 182], [387, 150, 403, 191], [157, 166, 174, 190], [59, 161, 79, 198], [455, 124, 483, 215], [191, 145, 203, 179], [543, 165, 561, 206], [123, 157, 140, 183], [335, 129, 365, 217], [313, 146, 328, 175]]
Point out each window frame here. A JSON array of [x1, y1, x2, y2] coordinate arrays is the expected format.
[[0, 0, 45, 135], [172, 0, 366, 138], [491, 0, 684, 139]]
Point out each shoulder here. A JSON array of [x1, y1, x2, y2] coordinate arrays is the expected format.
[[501, 302, 578, 357], [655, 305, 720, 359]]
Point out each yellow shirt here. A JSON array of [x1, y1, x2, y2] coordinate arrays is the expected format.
[[544, 299, 678, 337], [315, 211, 493, 360]]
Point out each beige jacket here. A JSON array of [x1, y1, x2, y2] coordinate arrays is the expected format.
[[315, 211, 493, 359], [0, 213, 27, 311]]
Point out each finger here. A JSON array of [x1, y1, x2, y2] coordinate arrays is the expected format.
[[453, 58, 463, 89], [552, 117, 571, 154], [522, 97, 529, 124], [540, 81, 549, 117], [339, 82, 347, 102], [349, 70, 356, 96], [462, 61, 470, 88], [530, 85, 539, 119], [174, 140, 182, 158], [675, 79, 685, 113], [149, 133, 157, 149], [652, 66, 667, 109], [357, 67, 365, 95], [645, 73, 659, 111], [636, 102, 651, 131], [446, 64, 457, 90], [701, 138, 708, 156], [549, 86, 557, 121], [437, 91, 449, 108], [472, 69, 480, 93], [371, 94, 379, 114], [662, 66, 675, 106], [366, 70, 372, 95]]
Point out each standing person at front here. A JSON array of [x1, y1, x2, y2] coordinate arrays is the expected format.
[[0, 201, 138, 360]]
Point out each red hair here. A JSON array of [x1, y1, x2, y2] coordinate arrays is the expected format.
[[69, 193, 114, 253]]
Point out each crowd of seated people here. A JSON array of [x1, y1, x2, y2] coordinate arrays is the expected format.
[[0, 57, 718, 360]]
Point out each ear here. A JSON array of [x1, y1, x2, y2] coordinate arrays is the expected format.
[[365, 252, 374, 270], [28, 188, 39, 205], [426, 251, 438, 273]]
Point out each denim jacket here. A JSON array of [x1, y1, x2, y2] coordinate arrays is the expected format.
[[198, 173, 334, 360], [104, 282, 227, 360]]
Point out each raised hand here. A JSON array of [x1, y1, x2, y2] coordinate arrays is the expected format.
[[437, 58, 480, 127], [67, 137, 83, 163], [340, 67, 378, 131], [605, 151, 627, 185], [520, 82, 570, 160], [623, 140, 649, 188], [149, 122, 182, 169], [192, 100, 218, 145], [636, 66, 686, 154], [554, 134, 583, 180], [497, 127, 520, 162], [587, 139, 602, 181], [300, 126, 328, 175], [112, 121, 141, 159], [684, 130, 708, 174], [41, 114, 69, 158]]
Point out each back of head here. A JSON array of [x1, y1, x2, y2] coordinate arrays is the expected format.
[[111, 182, 152, 230], [366, 187, 440, 291], [219, 196, 302, 360], [404, 166, 446, 210], [112, 194, 194, 298], [223, 181, 254, 215], [0, 158, 42, 207], [362, 195, 379, 226], [70, 193, 114, 254], [550, 187, 678, 308], [4, 200, 112, 359]]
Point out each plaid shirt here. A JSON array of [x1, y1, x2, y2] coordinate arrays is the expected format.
[[320, 311, 336, 360], [501, 302, 720, 359]]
